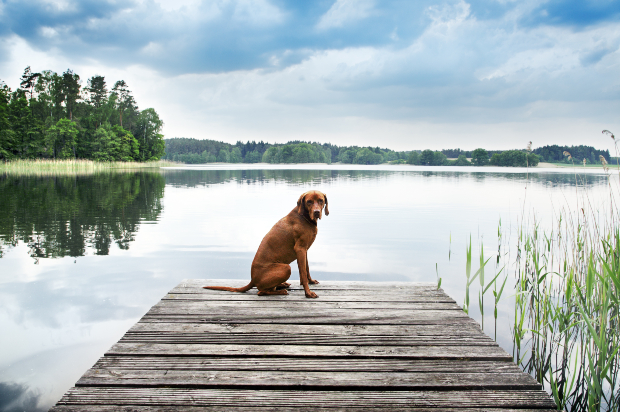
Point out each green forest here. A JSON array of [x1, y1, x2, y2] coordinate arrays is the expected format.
[[165, 137, 610, 167], [532, 144, 610, 163], [0, 66, 165, 161]]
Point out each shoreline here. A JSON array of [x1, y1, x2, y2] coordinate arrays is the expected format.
[[0, 159, 610, 175]]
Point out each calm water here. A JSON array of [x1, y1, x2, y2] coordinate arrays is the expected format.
[[0, 164, 614, 411]]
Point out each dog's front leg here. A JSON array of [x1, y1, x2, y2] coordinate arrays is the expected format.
[[305, 252, 319, 284], [295, 245, 318, 298]]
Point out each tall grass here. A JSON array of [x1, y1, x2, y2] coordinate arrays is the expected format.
[[510, 204, 620, 411], [463, 137, 620, 411], [0, 159, 177, 175]]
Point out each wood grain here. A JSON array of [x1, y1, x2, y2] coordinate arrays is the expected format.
[[106, 342, 512, 360], [92, 357, 523, 373], [53, 388, 556, 408], [50, 280, 556, 411]]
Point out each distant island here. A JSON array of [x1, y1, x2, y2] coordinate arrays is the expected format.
[[164, 137, 611, 167]]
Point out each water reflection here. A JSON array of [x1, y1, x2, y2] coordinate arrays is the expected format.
[[2, 169, 604, 262], [162, 167, 608, 188], [0, 381, 45, 412], [0, 166, 614, 411], [0, 172, 165, 259]]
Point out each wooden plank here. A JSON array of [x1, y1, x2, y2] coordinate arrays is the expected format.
[[53, 388, 557, 408], [106, 342, 512, 360], [77, 369, 542, 390], [128, 322, 485, 337], [182, 279, 437, 290], [173, 283, 443, 291], [144, 306, 470, 319], [164, 292, 457, 303], [93, 357, 523, 373], [162, 288, 456, 303], [153, 300, 462, 310], [139, 316, 476, 325], [144, 306, 469, 317], [139, 312, 474, 325], [170, 287, 446, 296], [119, 333, 495, 346], [51, 407, 559, 412]]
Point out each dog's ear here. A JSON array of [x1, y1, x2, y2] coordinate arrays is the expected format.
[[323, 193, 329, 216], [297, 192, 307, 215]]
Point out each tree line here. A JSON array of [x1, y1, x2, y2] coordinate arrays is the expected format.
[[165, 138, 415, 165], [0, 66, 165, 161], [166, 138, 610, 167], [533, 145, 610, 164]]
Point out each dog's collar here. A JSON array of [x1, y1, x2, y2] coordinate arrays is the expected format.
[[299, 212, 317, 226]]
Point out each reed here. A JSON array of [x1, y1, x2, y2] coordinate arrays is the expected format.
[[509, 205, 620, 411], [462, 136, 620, 411], [463, 235, 475, 315], [0, 159, 177, 176], [466, 208, 620, 411]]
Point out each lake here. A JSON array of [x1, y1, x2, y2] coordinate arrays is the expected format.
[[0, 164, 614, 411]]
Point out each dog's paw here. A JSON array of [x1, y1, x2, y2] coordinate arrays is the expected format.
[[305, 291, 318, 299], [308, 279, 320, 284]]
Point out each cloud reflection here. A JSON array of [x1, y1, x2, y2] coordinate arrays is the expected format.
[[0, 381, 44, 412]]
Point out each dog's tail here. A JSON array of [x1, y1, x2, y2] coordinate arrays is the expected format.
[[203, 282, 253, 293]]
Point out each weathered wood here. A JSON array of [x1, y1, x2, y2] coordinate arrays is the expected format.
[[51, 407, 558, 412], [51, 280, 556, 411], [165, 292, 456, 302], [106, 342, 512, 360], [170, 286, 449, 295], [142, 307, 472, 324], [128, 321, 484, 336], [77, 369, 541, 390], [93, 357, 523, 373], [149, 302, 468, 314], [183, 279, 438, 290], [162, 297, 460, 308], [119, 333, 495, 346], [139, 314, 475, 325], [53, 388, 556, 408]]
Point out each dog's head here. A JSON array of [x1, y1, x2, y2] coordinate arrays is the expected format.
[[297, 190, 329, 222]]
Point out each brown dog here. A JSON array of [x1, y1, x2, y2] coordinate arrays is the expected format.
[[204, 190, 328, 298]]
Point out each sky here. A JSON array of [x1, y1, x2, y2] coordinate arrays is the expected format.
[[1, 0, 619, 151]]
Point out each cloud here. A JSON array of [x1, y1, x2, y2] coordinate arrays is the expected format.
[[523, 0, 620, 27], [0, 0, 290, 73], [149, 0, 203, 12], [232, 0, 286, 26], [580, 44, 618, 66], [135, 0, 619, 148], [0, 0, 440, 74], [426, 0, 471, 28], [316, 0, 375, 30], [1, 0, 620, 150], [1, 0, 619, 76]]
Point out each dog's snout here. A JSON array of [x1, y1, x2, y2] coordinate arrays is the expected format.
[[313, 210, 320, 218]]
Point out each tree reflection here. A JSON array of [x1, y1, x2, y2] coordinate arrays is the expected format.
[[0, 172, 164, 259], [161, 168, 608, 188]]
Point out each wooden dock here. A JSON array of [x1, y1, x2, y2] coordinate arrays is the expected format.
[[51, 280, 556, 411]]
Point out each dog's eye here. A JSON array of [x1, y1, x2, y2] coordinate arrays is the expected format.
[[307, 200, 313, 204]]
